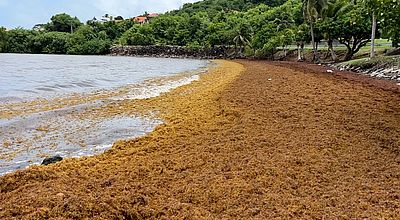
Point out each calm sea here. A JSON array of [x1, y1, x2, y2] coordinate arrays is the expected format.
[[0, 54, 207, 103]]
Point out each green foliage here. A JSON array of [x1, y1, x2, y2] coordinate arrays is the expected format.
[[378, 0, 400, 46], [171, 0, 288, 17], [330, 2, 371, 60], [119, 25, 155, 46], [257, 36, 281, 58], [1, 0, 399, 59], [66, 26, 111, 55], [4, 28, 36, 53], [0, 27, 8, 52], [45, 13, 82, 33], [206, 22, 234, 46], [32, 32, 70, 54], [87, 19, 135, 41]]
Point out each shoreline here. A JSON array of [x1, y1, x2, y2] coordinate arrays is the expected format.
[[1, 60, 399, 218], [0, 62, 210, 175]]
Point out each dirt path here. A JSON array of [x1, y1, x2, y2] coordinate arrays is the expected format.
[[0, 60, 399, 219]]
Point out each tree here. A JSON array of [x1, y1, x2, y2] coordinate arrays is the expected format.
[[46, 13, 82, 33], [119, 25, 155, 46], [334, 3, 371, 60], [32, 32, 70, 54], [294, 24, 311, 61], [206, 22, 233, 46], [278, 28, 296, 58], [233, 30, 252, 57], [363, 0, 380, 57], [232, 18, 253, 57], [32, 24, 46, 32], [303, 0, 327, 62], [318, 0, 350, 61], [0, 27, 8, 52], [66, 26, 111, 54], [5, 28, 36, 53], [148, 15, 181, 45], [256, 36, 281, 59], [378, 0, 400, 47]]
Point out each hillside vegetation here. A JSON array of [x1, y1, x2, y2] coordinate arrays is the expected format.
[[0, 0, 399, 61]]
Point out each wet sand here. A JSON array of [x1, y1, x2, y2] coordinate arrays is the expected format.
[[0, 60, 399, 219]]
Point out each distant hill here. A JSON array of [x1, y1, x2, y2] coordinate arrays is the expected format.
[[169, 0, 288, 15]]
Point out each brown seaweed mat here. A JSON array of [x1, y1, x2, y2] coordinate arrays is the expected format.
[[1, 60, 399, 219]]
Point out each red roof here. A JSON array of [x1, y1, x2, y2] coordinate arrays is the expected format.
[[134, 16, 147, 23], [148, 13, 159, 18]]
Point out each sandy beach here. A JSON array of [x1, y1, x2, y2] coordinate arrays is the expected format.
[[0, 60, 399, 219]]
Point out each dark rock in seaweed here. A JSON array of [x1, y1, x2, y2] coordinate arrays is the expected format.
[[42, 155, 63, 165]]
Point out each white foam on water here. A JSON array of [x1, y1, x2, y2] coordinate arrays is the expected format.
[[95, 144, 113, 150], [0, 171, 11, 176], [113, 75, 200, 100]]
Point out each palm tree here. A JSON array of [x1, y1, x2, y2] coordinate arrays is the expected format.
[[233, 31, 251, 57], [233, 24, 252, 58], [320, 0, 350, 61], [303, 0, 327, 62]]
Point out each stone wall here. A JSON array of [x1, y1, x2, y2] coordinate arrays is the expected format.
[[333, 62, 400, 82], [109, 45, 235, 59]]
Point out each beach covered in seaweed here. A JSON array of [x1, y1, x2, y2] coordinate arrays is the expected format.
[[0, 60, 400, 219]]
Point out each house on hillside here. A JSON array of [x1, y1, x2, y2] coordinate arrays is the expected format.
[[101, 14, 113, 22], [88, 14, 124, 24], [133, 16, 148, 24], [147, 13, 159, 19], [114, 16, 124, 22], [132, 13, 160, 24]]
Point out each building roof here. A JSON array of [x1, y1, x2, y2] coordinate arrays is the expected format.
[[134, 16, 147, 23], [147, 13, 159, 18]]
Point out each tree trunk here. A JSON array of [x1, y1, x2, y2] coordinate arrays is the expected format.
[[370, 11, 377, 58], [283, 46, 287, 59], [328, 38, 337, 61], [301, 42, 305, 61], [344, 53, 353, 61], [234, 43, 238, 58], [297, 44, 301, 61], [310, 22, 318, 62], [344, 45, 353, 61]]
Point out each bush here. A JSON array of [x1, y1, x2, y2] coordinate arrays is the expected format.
[[119, 25, 155, 46], [32, 32, 70, 54]]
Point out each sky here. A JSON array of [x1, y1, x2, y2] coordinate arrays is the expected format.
[[0, 0, 200, 29]]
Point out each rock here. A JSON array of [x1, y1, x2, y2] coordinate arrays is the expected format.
[[327, 70, 333, 73], [41, 155, 63, 165]]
